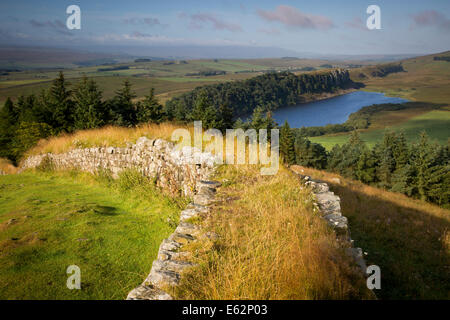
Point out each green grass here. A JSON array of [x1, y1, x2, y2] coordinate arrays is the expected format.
[[310, 110, 450, 150], [352, 51, 450, 104], [0, 170, 185, 299]]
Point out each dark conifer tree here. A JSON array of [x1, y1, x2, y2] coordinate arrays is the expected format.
[[280, 121, 296, 165], [136, 88, 164, 124], [48, 71, 73, 132], [110, 80, 137, 126], [73, 76, 104, 130]]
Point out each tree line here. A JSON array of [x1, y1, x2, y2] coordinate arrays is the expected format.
[[0, 72, 165, 163], [280, 121, 449, 207], [165, 69, 353, 121]]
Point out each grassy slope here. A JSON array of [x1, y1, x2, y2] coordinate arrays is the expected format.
[[311, 109, 450, 150], [174, 165, 372, 300], [292, 165, 450, 299], [311, 52, 450, 149], [0, 170, 184, 299]]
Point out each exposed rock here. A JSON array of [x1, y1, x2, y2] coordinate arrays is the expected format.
[[314, 192, 341, 215], [323, 214, 348, 234], [169, 232, 195, 245], [152, 259, 195, 274], [175, 222, 201, 236], [193, 193, 216, 206], [180, 208, 202, 222], [145, 268, 180, 287], [126, 285, 172, 300], [197, 180, 221, 189]]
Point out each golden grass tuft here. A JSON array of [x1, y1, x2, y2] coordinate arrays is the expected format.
[[0, 158, 18, 174], [24, 122, 191, 160], [175, 164, 372, 300]]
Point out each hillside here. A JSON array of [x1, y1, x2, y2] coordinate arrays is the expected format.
[[0, 126, 372, 300], [312, 51, 450, 148], [291, 165, 450, 299]]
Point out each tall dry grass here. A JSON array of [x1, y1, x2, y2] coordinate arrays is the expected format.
[[24, 122, 191, 159], [291, 165, 450, 299], [0, 158, 18, 174], [175, 165, 372, 300]]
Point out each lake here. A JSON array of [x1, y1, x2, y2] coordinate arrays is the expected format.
[[272, 91, 409, 128]]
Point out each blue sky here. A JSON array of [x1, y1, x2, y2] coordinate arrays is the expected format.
[[1, 0, 449, 55]]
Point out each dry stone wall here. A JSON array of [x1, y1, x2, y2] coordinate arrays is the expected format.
[[20, 137, 217, 197], [127, 180, 221, 300], [292, 169, 368, 274]]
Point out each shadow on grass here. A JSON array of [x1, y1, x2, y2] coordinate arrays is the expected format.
[[326, 180, 450, 300], [92, 205, 119, 216]]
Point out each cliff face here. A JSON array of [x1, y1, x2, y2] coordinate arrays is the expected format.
[[20, 137, 217, 197]]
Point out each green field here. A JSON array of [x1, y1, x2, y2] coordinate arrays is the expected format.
[[0, 170, 183, 299], [0, 56, 363, 105], [309, 51, 450, 149], [310, 110, 450, 149]]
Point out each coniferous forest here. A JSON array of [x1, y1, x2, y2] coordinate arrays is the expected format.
[[0, 71, 448, 207]]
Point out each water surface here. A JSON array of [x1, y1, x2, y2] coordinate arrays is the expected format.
[[272, 91, 408, 128]]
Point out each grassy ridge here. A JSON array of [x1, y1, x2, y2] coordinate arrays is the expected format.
[[23, 123, 190, 159], [351, 51, 450, 104], [292, 165, 450, 299], [174, 165, 372, 300], [0, 170, 185, 299]]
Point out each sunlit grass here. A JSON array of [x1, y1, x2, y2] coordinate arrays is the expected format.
[[174, 164, 372, 300], [0, 158, 18, 174], [0, 169, 185, 299], [24, 122, 192, 160]]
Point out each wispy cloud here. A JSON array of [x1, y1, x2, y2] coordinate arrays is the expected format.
[[411, 10, 450, 31], [345, 17, 368, 31], [122, 17, 161, 26], [257, 5, 334, 30], [184, 12, 243, 32], [29, 19, 73, 36]]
